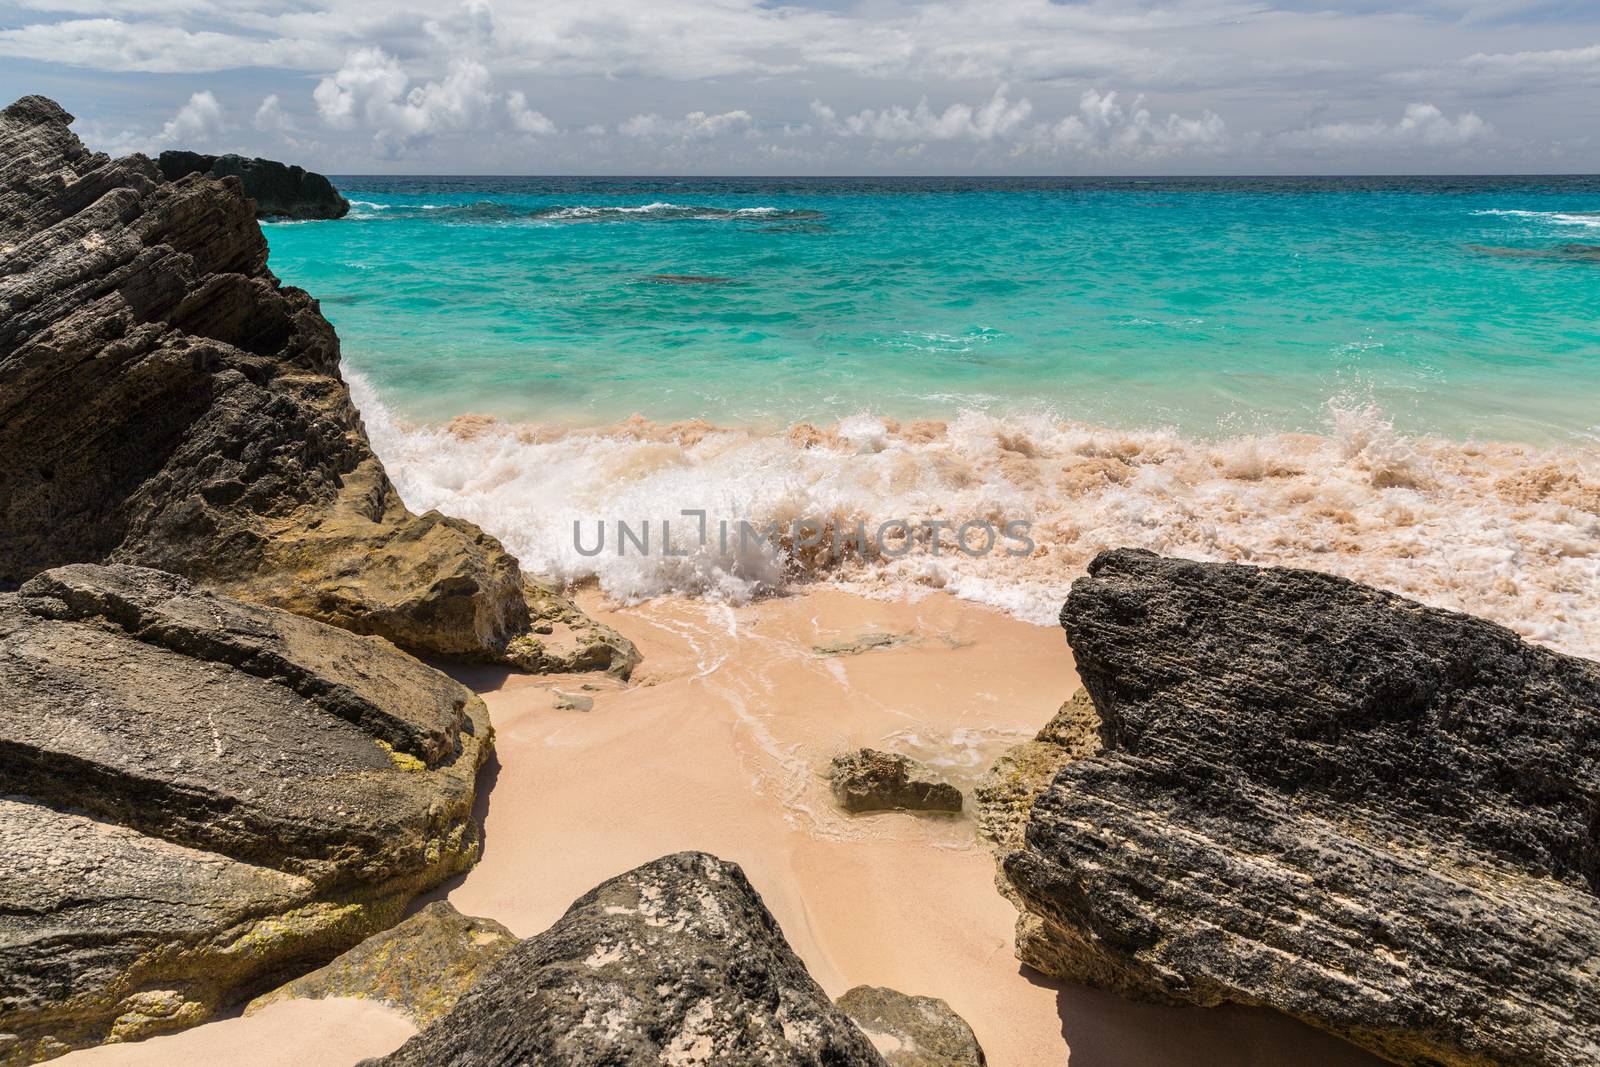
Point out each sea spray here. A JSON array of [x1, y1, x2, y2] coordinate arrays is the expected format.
[[348, 373, 1600, 658]]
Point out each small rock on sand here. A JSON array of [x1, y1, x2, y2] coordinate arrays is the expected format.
[[837, 986, 986, 1067], [829, 749, 963, 815]]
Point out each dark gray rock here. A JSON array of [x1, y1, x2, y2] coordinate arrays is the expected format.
[[158, 150, 349, 220], [1005, 548, 1600, 1067], [836, 986, 985, 1067], [830, 749, 963, 815], [246, 901, 517, 1028], [0, 563, 492, 1062], [366, 852, 887, 1067], [0, 95, 634, 674]]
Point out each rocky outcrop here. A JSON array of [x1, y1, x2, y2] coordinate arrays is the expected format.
[[836, 987, 986, 1067], [246, 901, 516, 1028], [158, 150, 349, 220], [0, 95, 632, 674], [0, 564, 492, 1063], [1004, 549, 1600, 1067], [973, 687, 1100, 857], [366, 852, 886, 1067], [830, 749, 963, 814]]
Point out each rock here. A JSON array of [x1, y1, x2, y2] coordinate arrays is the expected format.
[[836, 986, 985, 1067], [550, 689, 594, 712], [973, 687, 1101, 959], [830, 749, 963, 815], [246, 901, 516, 1028], [813, 632, 917, 656], [973, 687, 1100, 858], [0, 95, 633, 675], [508, 578, 638, 678], [1467, 242, 1600, 263], [157, 150, 349, 220], [364, 852, 886, 1067], [1004, 549, 1600, 1067], [0, 563, 492, 1062]]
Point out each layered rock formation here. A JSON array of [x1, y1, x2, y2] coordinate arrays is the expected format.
[[246, 901, 516, 1027], [0, 95, 634, 675], [367, 852, 887, 1066], [0, 564, 492, 1063], [1005, 549, 1600, 1067], [158, 150, 350, 220], [830, 749, 963, 814]]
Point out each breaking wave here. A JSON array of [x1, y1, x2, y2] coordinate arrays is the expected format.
[[1473, 208, 1600, 229], [347, 200, 825, 225], [348, 374, 1600, 659]]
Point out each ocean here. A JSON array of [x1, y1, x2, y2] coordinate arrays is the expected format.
[[262, 176, 1600, 654]]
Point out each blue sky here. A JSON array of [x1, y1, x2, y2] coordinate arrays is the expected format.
[[1, 0, 1597, 174]]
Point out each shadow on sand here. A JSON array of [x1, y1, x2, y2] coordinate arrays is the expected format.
[[1023, 965, 1388, 1067]]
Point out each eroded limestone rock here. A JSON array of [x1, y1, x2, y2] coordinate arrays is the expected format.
[[0, 95, 630, 674], [830, 749, 963, 815], [365, 852, 886, 1066], [836, 986, 986, 1067], [1005, 549, 1600, 1067], [0, 564, 492, 1063], [157, 150, 349, 220], [246, 901, 516, 1028]]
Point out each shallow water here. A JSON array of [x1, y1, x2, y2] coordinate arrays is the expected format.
[[266, 176, 1600, 443], [266, 177, 1600, 656]]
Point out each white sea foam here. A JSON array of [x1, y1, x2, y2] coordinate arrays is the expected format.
[[348, 373, 1600, 658], [1473, 208, 1600, 229]]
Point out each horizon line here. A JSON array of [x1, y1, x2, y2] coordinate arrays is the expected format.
[[320, 172, 1600, 180]]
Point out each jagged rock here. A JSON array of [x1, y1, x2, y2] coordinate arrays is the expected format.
[[157, 150, 350, 220], [973, 687, 1100, 858], [0, 563, 492, 1063], [1004, 549, 1600, 1067], [364, 852, 887, 1067], [830, 749, 963, 814], [836, 986, 985, 1067], [973, 687, 1101, 962], [246, 901, 516, 1028], [508, 578, 638, 678], [0, 95, 632, 674]]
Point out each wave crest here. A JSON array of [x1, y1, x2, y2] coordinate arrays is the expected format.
[[348, 200, 826, 224], [348, 374, 1600, 658]]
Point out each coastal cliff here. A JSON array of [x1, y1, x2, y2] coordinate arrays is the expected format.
[[0, 564, 492, 1063], [1004, 549, 1600, 1067], [157, 150, 349, 221], [0, 95, 632, 674]]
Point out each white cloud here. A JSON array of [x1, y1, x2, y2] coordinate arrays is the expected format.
[[158, 90, 225, 145], [1461, 43, 1600, 75], [811, 87, 1032, 142], [619, 109, 753, 139], [11, 0, 1598, 171], [312, 48, 550, 151], [0, 17, 326, 74], [1281, 103, 1488, 150], [505, 91, 555, 135], [253, 93, 295, 137], [1042, 89, 1226, 156]]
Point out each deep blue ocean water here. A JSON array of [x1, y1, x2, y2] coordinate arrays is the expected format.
[[263, 176, 1600, 442]]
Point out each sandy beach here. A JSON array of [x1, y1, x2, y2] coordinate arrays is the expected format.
[[59, 587, 1385, 1066]]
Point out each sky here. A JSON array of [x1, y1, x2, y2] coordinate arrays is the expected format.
[[1, 0, 1597, 175]]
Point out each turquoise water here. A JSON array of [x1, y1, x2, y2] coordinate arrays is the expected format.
[[264, 177, 1600, 443]]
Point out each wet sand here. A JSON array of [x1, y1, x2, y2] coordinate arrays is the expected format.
[[60, 587, 1386, 1066]]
